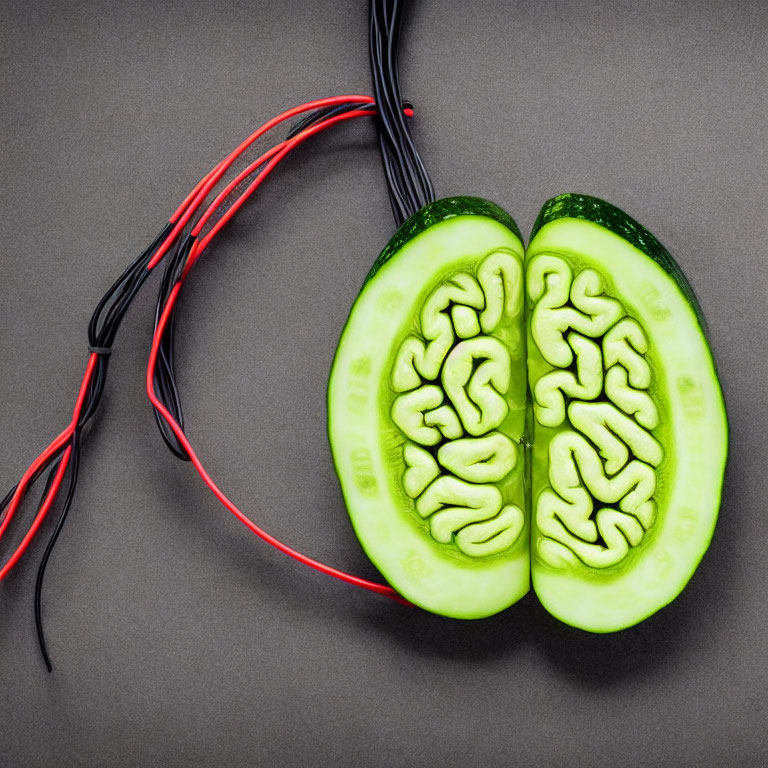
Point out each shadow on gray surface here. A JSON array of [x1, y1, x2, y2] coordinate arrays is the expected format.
[[345, 459, 739, 688]]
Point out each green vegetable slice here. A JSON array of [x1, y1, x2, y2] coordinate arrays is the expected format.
[[527, 193, 728, 631], [328, 197, 529, 618], [328, 193, 727, 630]]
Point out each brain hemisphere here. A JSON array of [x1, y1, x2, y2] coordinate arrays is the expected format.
[[390, 250, 525, 558], [528, 255, 663, 569]]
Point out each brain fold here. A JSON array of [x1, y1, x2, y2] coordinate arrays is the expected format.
[[390, 250, 524, 558], [533, 332, 603, 427], [529, 254, 663, 569], [442, 336, 511, 437], [527, 256, 624, 368], [388, 249, 662, 569], [437, 432, 517, 484]]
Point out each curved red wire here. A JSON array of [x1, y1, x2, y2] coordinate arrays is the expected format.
[[150, 110, 411, 605], [1, 96, 412, 608], [148, 95, 379, 271], [0, 354, 98, 580], [187, 109, 379, 269]]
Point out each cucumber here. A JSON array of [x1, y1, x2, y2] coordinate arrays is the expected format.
[[527, 193, 727, 631], [328, 194, 728, 630], [328, 197, 530, 618]]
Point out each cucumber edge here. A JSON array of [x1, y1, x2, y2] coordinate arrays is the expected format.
[[366, 196, 523, 284], [531, 193, 708, 334]]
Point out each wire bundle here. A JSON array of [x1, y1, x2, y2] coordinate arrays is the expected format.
[[0, 222, 174, 669], [2, 0, 434, 672], [0, 95, 415, 672], [370, 0, 435, 224]]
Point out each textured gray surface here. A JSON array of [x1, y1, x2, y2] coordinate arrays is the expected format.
[[1, 0, 767, 766]]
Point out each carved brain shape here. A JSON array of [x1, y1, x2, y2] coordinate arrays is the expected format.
[[389, 250, 526, 558], [389, 250, 664, 570], [328, 195, 727, 628], [527, 256, 663, 569]]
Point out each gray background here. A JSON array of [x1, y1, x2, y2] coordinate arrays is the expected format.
[[1, 0, 766, 766]]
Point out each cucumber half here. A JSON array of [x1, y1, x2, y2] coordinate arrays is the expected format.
[[328, 198, 530, 619], [327, 194, 727, 629], [527, 194, 727, 631]]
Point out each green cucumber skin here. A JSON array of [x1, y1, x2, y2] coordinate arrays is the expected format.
[[531, 193, 708, 333], [328, 200, 529, 619], [329, 193, 728, 631], [526, 210, 728, 632], [366, 196, 524, 284]]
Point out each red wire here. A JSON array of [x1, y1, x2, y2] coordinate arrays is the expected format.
[[0, 353, 98, 579], [148, 287, 409, 605], [186, 109, 379, 272], [0, 446, 73, 579], [190, 106, 414, 243], [1, 96, 412, 608], [147, 95, 378, 272], [150, 109, 411, 605], [190, 144, 285, 238], [170, 163, 223, 224]]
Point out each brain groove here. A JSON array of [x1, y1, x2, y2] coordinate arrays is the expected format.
[[390, 250, 525, 558], [528, 255, 663, 569]]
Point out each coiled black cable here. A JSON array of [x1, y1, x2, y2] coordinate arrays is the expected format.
[[148, 96, 419, 460], [147, 2, 437, 455]]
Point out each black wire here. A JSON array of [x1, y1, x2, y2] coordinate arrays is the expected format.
[[369, 0, 434, 224], [286, 101, 371, 140], [385, 0, 434, 201], [151, 234, 195, 460], [374, 5, 421, 206], [34, 431, 80, 672], [87, 223, 172, 347], [1, 221, 175, 672]]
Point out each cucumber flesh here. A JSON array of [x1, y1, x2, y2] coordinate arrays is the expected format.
[[328, 198, 529, 619], [527, 194, 727, 632], [328, 194, 728, 630]]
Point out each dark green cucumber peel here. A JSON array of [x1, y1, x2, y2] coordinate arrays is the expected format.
[[532, 193, 707, 333], [527, 198, 727, 631], [329, 201, 529, 618], [366, 196, 523, 284], [329, 195, 728, 631]]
